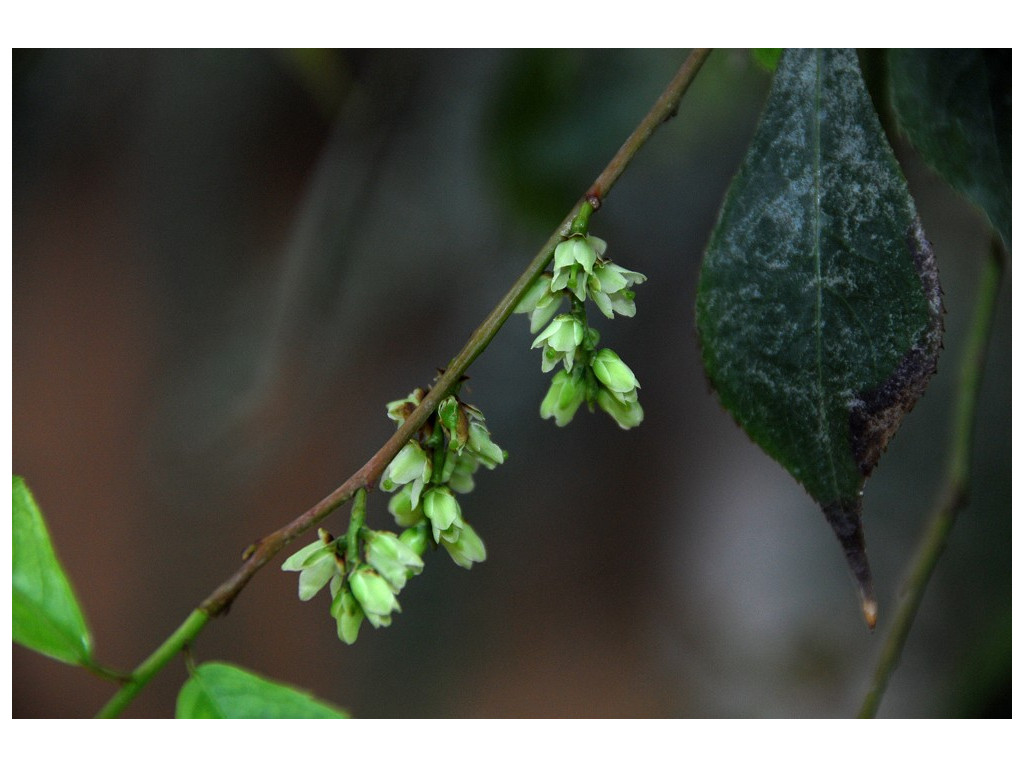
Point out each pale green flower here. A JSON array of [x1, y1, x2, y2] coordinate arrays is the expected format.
[[349, 567, 400, 629], [281, 531, 344, 602], [591, 348, 640, 395], [467, 421, 505, 468], [513, 273, 566, 333], [422, 486, 463, 543], [597, 387, 644, 429], [532, 314, 585, 373], [552, 234, 606, 277], [539, 369, 587, 427], [380, 440, 432, 507], [365, 530, 424, 592], [330, 586, 364, 645], [588, 262, 646, 319], [399, 522, 431, 558], [442, 520, 487, 569], [388, 483, 424, 527]]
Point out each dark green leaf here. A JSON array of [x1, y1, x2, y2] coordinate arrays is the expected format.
[[176, 662, 348, 718], [696, 49, 943, 626], [12, 476, 94, 665], [889, 49, 1011, 249]]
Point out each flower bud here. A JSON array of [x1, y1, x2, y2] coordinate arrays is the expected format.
[[331, 587, 364, 645], [388, 484, 424, 527], [366, 531, 424, 592], [540, 369, 586, 427], [467, 422, 505, 468], [532, 314, 584, 354], [422, 486, 461, 542], [399, 523, 431, 557], [513, 273, 554, 314], [591, 348, 640, 394], [349, 567, 400, 628], [597, 387, 644, 429], [442, 520, 487, 569], [381, 441, 431, 487]]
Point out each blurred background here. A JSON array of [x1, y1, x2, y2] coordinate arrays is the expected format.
[[12, 49, 1010, 717]]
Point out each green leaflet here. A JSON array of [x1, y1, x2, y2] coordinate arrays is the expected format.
[[176, 662, 348, 718], [889, 49, 1011, 249], [12, 476, 94, 666], [696, 49, 943, 627]]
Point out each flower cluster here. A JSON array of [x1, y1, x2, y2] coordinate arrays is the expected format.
[[515, 232, 646, 429], [281, 385, 504, 645], [281, 525, 425, 644], [382, 387, 502, 566]]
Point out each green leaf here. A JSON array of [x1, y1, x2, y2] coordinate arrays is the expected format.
[[176, 662, 348, 718], [12, 476, 94, 665], [888, 49, 1011, 249], [751, 48, 783, 72], [696, 49, 943, 627]]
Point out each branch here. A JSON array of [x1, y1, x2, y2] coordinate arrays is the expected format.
[[95, 48, 713, 718], [858, 234, 1006, 718]]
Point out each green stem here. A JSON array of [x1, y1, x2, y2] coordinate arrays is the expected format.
[[95, 609, 210, 718], [346, 489, 367, 567], [858, 235, 1006, 718], [93, 47, 712, 718], [569, 201, 595, 235]]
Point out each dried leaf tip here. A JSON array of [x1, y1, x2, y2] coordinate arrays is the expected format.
[[861, 595, 879, 631], [823, 500, 876, 629]]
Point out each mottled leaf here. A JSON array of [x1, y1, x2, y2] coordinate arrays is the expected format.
[[176, 662, 348, 718], [889, 48, 1011, 249], [12, 476, 94, 665], [696, 49, 943, 627]]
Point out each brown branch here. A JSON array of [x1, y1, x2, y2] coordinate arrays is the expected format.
[[97, 48, 713, 717]]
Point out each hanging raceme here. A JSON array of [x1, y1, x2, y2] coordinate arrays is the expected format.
[[515, 209, 647, 430], [282, 382, 504, 644]]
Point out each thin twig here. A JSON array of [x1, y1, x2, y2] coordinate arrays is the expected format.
[[95, 48, 713, 718], [858, 234, 1006, 718]]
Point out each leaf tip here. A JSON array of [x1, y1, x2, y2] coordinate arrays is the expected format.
[[823, 500, 877, 629], [861, 595, 879, 631]]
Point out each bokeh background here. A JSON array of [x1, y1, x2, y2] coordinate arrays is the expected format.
[[12, 49, 1011, 717]]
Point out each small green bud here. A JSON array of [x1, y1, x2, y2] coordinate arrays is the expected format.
[[597, 387, 644, 429], [422, 486, 461, 542], [331, 587, 364, 645], [467, 421, 505, 468], [349, 567, 400, 627], [540, 369, 586, 427], [399, 523, 431, 558], [442, 520, 487, 569], [447, 453, 478, 494], [591, 348, 640, 394], [437, 396, 460, 433], [388, 483, 424, 527]]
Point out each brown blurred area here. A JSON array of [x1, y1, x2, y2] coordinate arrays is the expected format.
[[12, 49, 1011, 717]]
